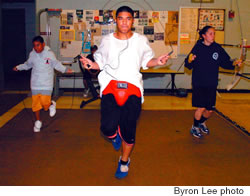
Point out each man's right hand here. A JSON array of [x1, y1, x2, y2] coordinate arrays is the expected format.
[[79, 55, 93, 70]]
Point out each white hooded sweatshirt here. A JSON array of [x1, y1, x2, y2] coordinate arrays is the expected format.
[[17, 46, 67, 95], [94, 32, 154, 103]]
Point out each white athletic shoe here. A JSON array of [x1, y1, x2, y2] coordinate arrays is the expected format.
[[34, 120, 42, 132], [49, 100, 56, 117]]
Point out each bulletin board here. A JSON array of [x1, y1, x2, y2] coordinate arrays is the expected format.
[[178, 7, 225, 55], [58, 9, 178, 58]]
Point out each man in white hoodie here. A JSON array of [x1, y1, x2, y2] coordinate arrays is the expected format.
[[13, 36, 73, 132], [80, 6, 170, 179]]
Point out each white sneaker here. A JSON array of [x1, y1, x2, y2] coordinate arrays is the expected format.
[[34, 120, 42, 132], [49, 100, 56, 117]]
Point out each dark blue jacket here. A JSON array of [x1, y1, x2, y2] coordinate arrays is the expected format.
[[185, 40, 235, 87]]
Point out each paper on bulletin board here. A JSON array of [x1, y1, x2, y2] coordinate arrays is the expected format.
[[61, 10, 77, 26], [94, 10, 99, 17], [60, 41, 82, 57], [148, 19, 154, 26], [154, 33, 164, 41], [160, 11, 168, 23], [75, 30, 84, 41], [76, 10, 83, 22], [180, 33, 190, 44], [73, 22, 86, 31], [152, 12, 160, 23], [168, 11, 178, 24], [180, 8, 198, 33], [82, 42, 91, 53], [61, 14, 67, 25], [165, 23, 179, 45], [179, 8, 199, 54], [59, 29, 75, 41]]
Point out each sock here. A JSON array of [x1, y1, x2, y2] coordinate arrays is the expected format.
[[120, 159, 128, 165], [194, 118, 200, 127], [199, 116, 208, 124]]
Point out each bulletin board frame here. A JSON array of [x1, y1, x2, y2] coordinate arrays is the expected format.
[[59, 29, 75, 41]]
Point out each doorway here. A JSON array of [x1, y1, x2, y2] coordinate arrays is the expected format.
[[2, 8, 30, 90]]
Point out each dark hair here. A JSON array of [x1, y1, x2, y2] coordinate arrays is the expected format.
[[199, 25, 214, 41], [91, 45, 98, 52], [32, 36, 44, 43], [116, 6, 134, 18]]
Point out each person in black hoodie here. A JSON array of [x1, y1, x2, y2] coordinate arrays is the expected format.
[[185, 26, 242, 138], [82, 45, 100, 98]]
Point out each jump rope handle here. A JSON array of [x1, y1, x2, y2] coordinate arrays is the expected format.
[[168, 50, 173, 56], [75, 55, 91, 68]]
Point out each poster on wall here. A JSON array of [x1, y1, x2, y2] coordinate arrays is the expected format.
[[59, 30, 75, 41], [154, 33, 164, 41], [134, 10, 139, 18], [139, 11, 148, 18], [67, 12, 74, 25], [152, 12, 160, 23], [198, 9, 225, 31], [82, 41, 91, 53], [165, 24, 178, 45], [76, 10, 83, 22], [168, 11, 179, 24], [160, 11, 168, 23]]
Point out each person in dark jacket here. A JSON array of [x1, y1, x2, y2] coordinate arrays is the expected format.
[[82, 45, 100, 98], [185, 25, 242, 138]]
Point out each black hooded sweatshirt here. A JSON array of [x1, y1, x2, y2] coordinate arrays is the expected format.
[[185, 40, 235, 87]]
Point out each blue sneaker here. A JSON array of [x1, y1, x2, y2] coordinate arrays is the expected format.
[[199, 123, 210, 134], [190, 126, 202, 138], [115, 157, 130, 179], [112, 133, 121, 151]]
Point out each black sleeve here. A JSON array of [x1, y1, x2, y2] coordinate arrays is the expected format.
[[219, 46, 235, 70], [184, 53, 193, 70]]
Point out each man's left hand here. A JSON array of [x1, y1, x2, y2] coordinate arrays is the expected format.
[[157, 54, 170, 66]]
